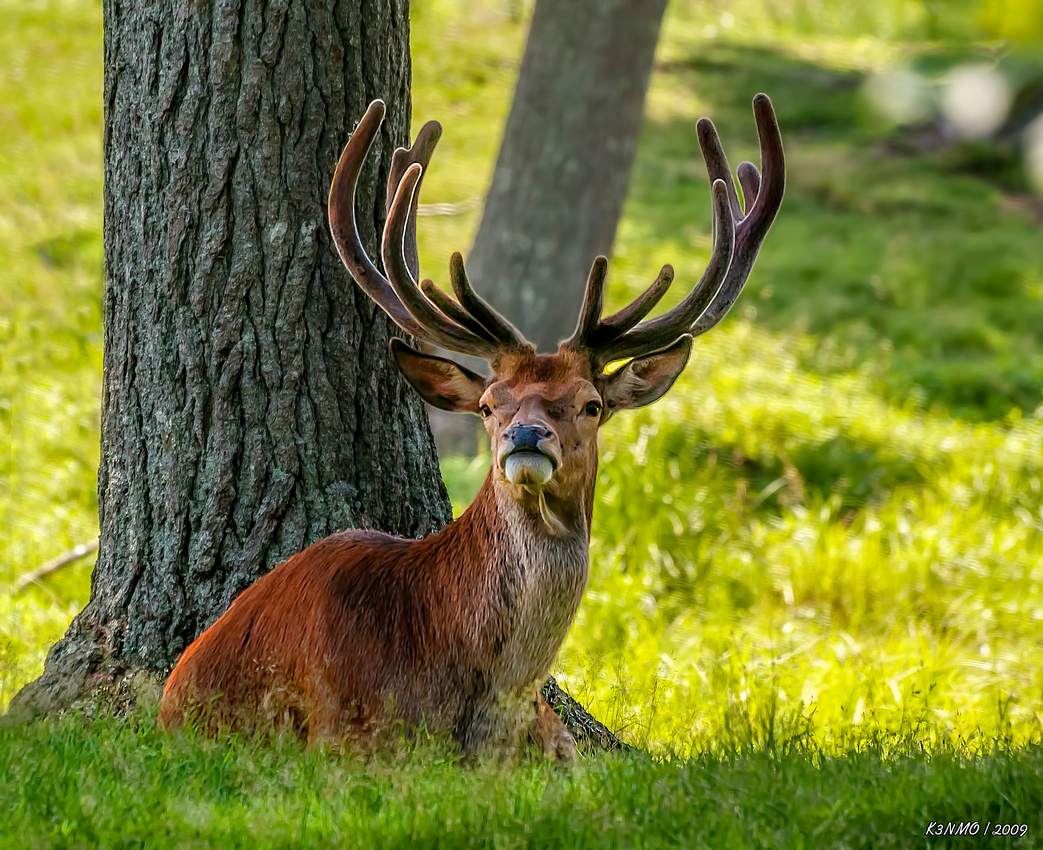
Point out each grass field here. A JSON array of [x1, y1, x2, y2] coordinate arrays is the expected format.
[[1, 703, 1041, 848], [2, 0, 1043, 845]]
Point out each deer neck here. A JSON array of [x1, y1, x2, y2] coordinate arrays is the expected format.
[[446, 468, 595, 690]]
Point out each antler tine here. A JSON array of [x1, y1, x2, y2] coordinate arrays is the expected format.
[[386, 120, 442, 282], [696, 117, 745, 222], [736, 161, 760, 214], [599, 264, 673, 336], [592, 179, 735, 364], [385, 119, 500, 343], [328, 100, 426, 339], [448, 252, 529, 348], [565, 256, 608, 348], [382, 164, 502, 357], [565, 259, 673, 351], [384, 120, 528, 351], [331, 100, 525, 360], [692, 93, 785, 335], [386, 118, 528, 350], [420, 278, 498, 342]]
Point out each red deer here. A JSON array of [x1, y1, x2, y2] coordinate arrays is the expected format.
[[158, 96, 785, 762]]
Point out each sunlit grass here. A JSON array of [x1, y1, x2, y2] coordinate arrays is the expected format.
[[0, 0, 104, 705]]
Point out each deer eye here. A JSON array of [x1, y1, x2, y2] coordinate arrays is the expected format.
[[584, 401, 602, 417], [479, 404, 493, 418]]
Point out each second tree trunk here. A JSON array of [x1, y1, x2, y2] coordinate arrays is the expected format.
[[467, 0, 668, 352]]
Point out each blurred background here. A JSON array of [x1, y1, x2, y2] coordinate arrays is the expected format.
[[2, 0, 1042, 752]]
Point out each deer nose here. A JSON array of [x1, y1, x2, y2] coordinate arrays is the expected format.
[[504, 424, 551, 451]]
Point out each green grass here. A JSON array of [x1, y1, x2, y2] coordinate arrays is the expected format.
[[0, 0, 104, 704], [3, 0, 1043, 843], [1, 704, 1041, 848]]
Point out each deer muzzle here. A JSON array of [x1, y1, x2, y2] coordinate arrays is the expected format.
[[501, 424, 557, 487]]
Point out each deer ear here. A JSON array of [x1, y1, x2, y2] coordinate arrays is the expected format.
[[390, 339, 488, 414], [601, 335, 693, 413]]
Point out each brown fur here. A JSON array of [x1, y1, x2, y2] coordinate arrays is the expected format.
[[160, 476, 581, 753]]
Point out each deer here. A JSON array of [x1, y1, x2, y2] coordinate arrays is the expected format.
[[158, 96, 785, 763]]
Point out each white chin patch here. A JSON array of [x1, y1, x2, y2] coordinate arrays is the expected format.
[[504, 453, 554, 486]]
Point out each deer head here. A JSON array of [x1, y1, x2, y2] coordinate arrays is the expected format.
[[329, 98, 784, 535]]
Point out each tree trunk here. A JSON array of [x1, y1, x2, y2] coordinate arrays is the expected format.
[[466, 0, 668, 353], [9, 0, 453, 719]]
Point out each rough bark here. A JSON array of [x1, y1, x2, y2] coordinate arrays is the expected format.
[[466, 0, 668, 353], [541, 677, 631, 754], [10, 0, 453, 719]]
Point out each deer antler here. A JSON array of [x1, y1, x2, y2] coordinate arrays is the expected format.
[[329, 100, 530, 360], [565, 93, 785, 369]]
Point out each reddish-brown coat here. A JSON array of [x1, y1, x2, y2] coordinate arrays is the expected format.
[[161, 480, 501, 744]]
